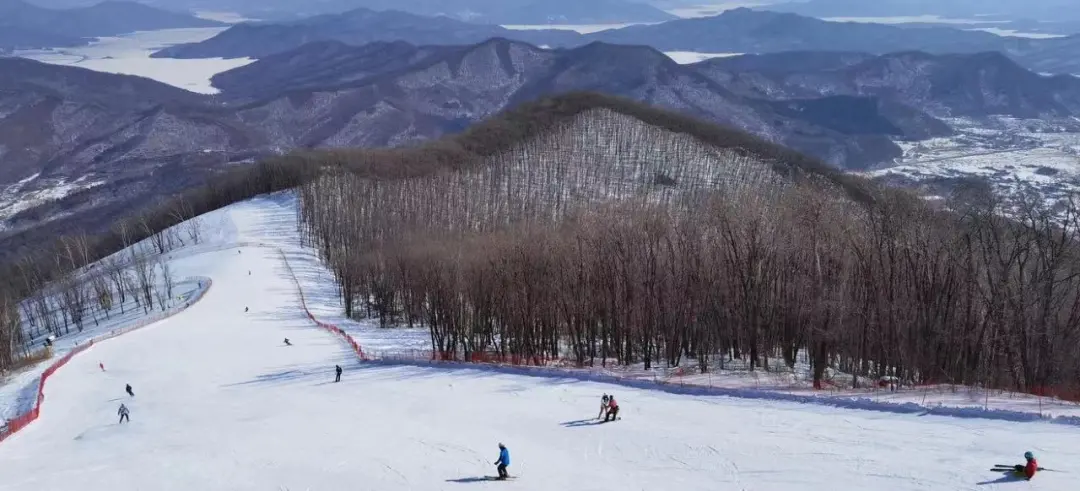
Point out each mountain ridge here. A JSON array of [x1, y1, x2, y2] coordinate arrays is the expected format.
[[151, 7, 1080, 76], [0, 0, 224, 50], [7, 38, 1080, 250]]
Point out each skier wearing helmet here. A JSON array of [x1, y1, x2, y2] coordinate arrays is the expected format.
[[599, 394, 610, 419], [494, 443, 511, 480], [1013, 451, 1038, 480]]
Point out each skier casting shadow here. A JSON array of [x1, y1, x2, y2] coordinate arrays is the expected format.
[[981, 451, 1040, 485], [494, 443, 511, 480]]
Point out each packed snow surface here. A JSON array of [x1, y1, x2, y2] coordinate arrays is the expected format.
[[0, 195, 1078, 490]]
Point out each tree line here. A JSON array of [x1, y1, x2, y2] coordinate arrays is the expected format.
[[5, 92, 1076, 402], [298, 108, 1080, 399], [0, 156, 315, 373]]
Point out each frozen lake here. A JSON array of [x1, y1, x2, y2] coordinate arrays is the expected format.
[[14, 28, 254, 95]]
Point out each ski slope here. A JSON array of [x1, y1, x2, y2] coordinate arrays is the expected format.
[[0, 197, 1078, 490]]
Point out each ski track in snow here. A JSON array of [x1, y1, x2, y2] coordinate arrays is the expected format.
[[0, 193, 1076, 489]]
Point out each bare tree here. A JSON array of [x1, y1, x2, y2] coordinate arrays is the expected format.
[[155, 258, 174, 311], [104, 257, 129, 314], [92, 273, 114, 321], [131, 251, 156, 314]]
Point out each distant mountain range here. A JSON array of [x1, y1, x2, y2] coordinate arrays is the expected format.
[[0, 0, 223, 51], [153, 8, 581, 59], [21, 0, 676, 24], [306, 0, 678, 24], [153, 8, 1080, 76], [696, 50, 1080, 119], [7, 37, 1080, 239], [764, 0, 1080, 23]]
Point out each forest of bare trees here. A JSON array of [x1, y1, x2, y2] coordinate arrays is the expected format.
[[2, 92, 1078, 403], [0, 152, 314, 373], [0, 238, 196, 373], [298, 109, 1080, 399]]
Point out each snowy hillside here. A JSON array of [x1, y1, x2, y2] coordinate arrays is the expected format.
[[0, 193, 1078, 489]]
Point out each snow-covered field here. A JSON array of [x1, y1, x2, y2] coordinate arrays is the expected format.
[[1, 194, 1079, 489], [0, 276, 206, 422], [14, 28, 254, 94], [868, 117, 1080, 203]]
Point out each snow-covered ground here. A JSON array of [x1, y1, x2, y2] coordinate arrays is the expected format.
[[0, 197, 1077, 489], [0, 174, 106, 228], [13, 28, 254, 94], [867, 117, 1080, 203], [0, 276, 205, 422], [2, 193, 1079, 489]]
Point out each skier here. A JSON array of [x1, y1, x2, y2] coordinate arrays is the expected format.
[[604, 394, 619, 422], [117, 404, 130, 424], [1013, 451, 1038, 480], [493, 443, 511, 480], [99, 362, 105, 372], [335, 365, 342, 383], [125, 384, 134, 397], [245, 306, 249, 313], [598, 393, 610, 419], [284, 338, 292, 346]]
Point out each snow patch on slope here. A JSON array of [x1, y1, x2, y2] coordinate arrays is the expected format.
[[0, 175, 105, 228]]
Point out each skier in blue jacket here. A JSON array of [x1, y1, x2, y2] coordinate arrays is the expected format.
[[494, 443, 511, 480]]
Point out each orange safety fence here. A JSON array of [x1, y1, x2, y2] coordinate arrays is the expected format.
[[0, 277, 212, 444]]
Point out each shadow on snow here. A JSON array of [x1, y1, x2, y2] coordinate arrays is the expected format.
[[976, 472, 1027, 486]]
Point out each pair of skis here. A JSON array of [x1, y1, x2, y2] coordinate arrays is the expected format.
[[990, 464, 1058, 473]]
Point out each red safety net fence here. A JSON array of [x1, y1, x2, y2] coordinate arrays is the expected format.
[[0, 277, 212, 444], [279, 251, 365, 360]]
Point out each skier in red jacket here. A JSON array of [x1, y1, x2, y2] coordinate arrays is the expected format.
[[604, 395, 620, 422], [1013, 451, 1038, 480]]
